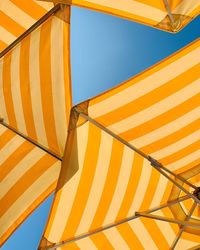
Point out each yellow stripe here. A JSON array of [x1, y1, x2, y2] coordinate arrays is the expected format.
[[116, 153, 143, 220], [10, 0, 49, 20], [76, 132, 113, 235], [0, 154, 57, 217], [141, 118, 200, 154], [139, 168, 160, 211], [129, 219, 158, 249], [0, 141, 34, 182], [120, 92, 200, 142], [39, 17, 59, 154], [89, 39, 199, 107], [2, 53, 17, 128], [44, 123, 89, 242], [20, 35, 37, 140], [72, 0, 164, 26], [50, 17, 69, 154], [160, 140, 200, 165], [0, 0, 35, 30], [117, 222, 144, 249], [0, 181, 57, 247], [0, 129, 15, 149], [140, 218, 170, 249], [89, 139, 124, 230], [0, 11, 25, 37], [60, 243, 80, 250], [0, 171, 59, 246], [94, 63, 199, 127], [63, 11, 72, 127], [90, 232, 114, 250], [62, 123, 101, 240], [135, 0, 166, 11], [0, 41, 7, 52]]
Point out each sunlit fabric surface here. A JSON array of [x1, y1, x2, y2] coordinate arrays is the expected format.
[[42, 0, 200, 32], [0, 7, 72, 246], [0, 9, 71, 157], [0, 0, 54, 52], [39, 39, 200, 250], [0, 124, 61, 246]]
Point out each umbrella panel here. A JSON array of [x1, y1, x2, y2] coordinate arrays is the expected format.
[[0, 123, 61, 246]]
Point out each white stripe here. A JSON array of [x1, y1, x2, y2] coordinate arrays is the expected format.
[[0, 161, 60, 238], [166, 149, 200, 171], [0, 0, 36, 29], [0, 147, 45, 199], [0, 125, 7, 135], [105, 227, 130, 250], [154, 210, 176, 245], [51, 17, 67, 155], [130, 106, 200, 148], [0, 136, 24, 165], [76, 237, 97, 250], [29, 27, 48, 148], [176, 239, 199, 250], [128, 159, 152, 216], [76, 132, 113, 235], [108, 79, 200, 134], [150, 175, 169, 209], [89, 46, 200, 118], [11, 44, 27, 134], [151, 129, 200, 159], [47, 122, 89, 243], [33, 0, 53, 10], [0, 26, 16, 45], [85, 0, 166, 21], [103, 147, 134, 225], [173, 0, 200, 15], [0, 60, 8, 122], [129, 219, 158, 250]]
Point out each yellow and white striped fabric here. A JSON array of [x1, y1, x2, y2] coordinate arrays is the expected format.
[[54, 224, 200, 250], [0, 6, 72, 246], [0, 123, 61, 246], [0, 0, 53, 52], [0, 8, 72, 157], [87, 38, 200, 174], [40, 121, 200, 250], [72, 0, 200, 32], [39, 39, 200, 250], [41, 0, 200, 32]]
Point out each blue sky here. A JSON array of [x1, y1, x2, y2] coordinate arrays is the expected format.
[[2, 6, 200, 250]]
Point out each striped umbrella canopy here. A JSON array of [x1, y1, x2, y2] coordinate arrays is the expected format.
[[1, 0, 200, 53], [37, 0, 199, 32], [0, 1, 199, 249], [0, 6, 72, 246], [0, 0, 54, 52], [39, 38, 200, 250]]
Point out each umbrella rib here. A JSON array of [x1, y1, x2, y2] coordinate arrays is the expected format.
[[40, 196, 195, 250], [75, 108, 149, 160], [139, 195, 190, 214], [162, 0, 175, 24], [170, 202, 198, 250], [135, 211, 200, 229], [0, 119, 62, 161], [41, 111, 200, 249], [149, 158, 197, 190], [76, 109, 197, 191], [0, 4, 61, 58], [151, 164, 200, 204]]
